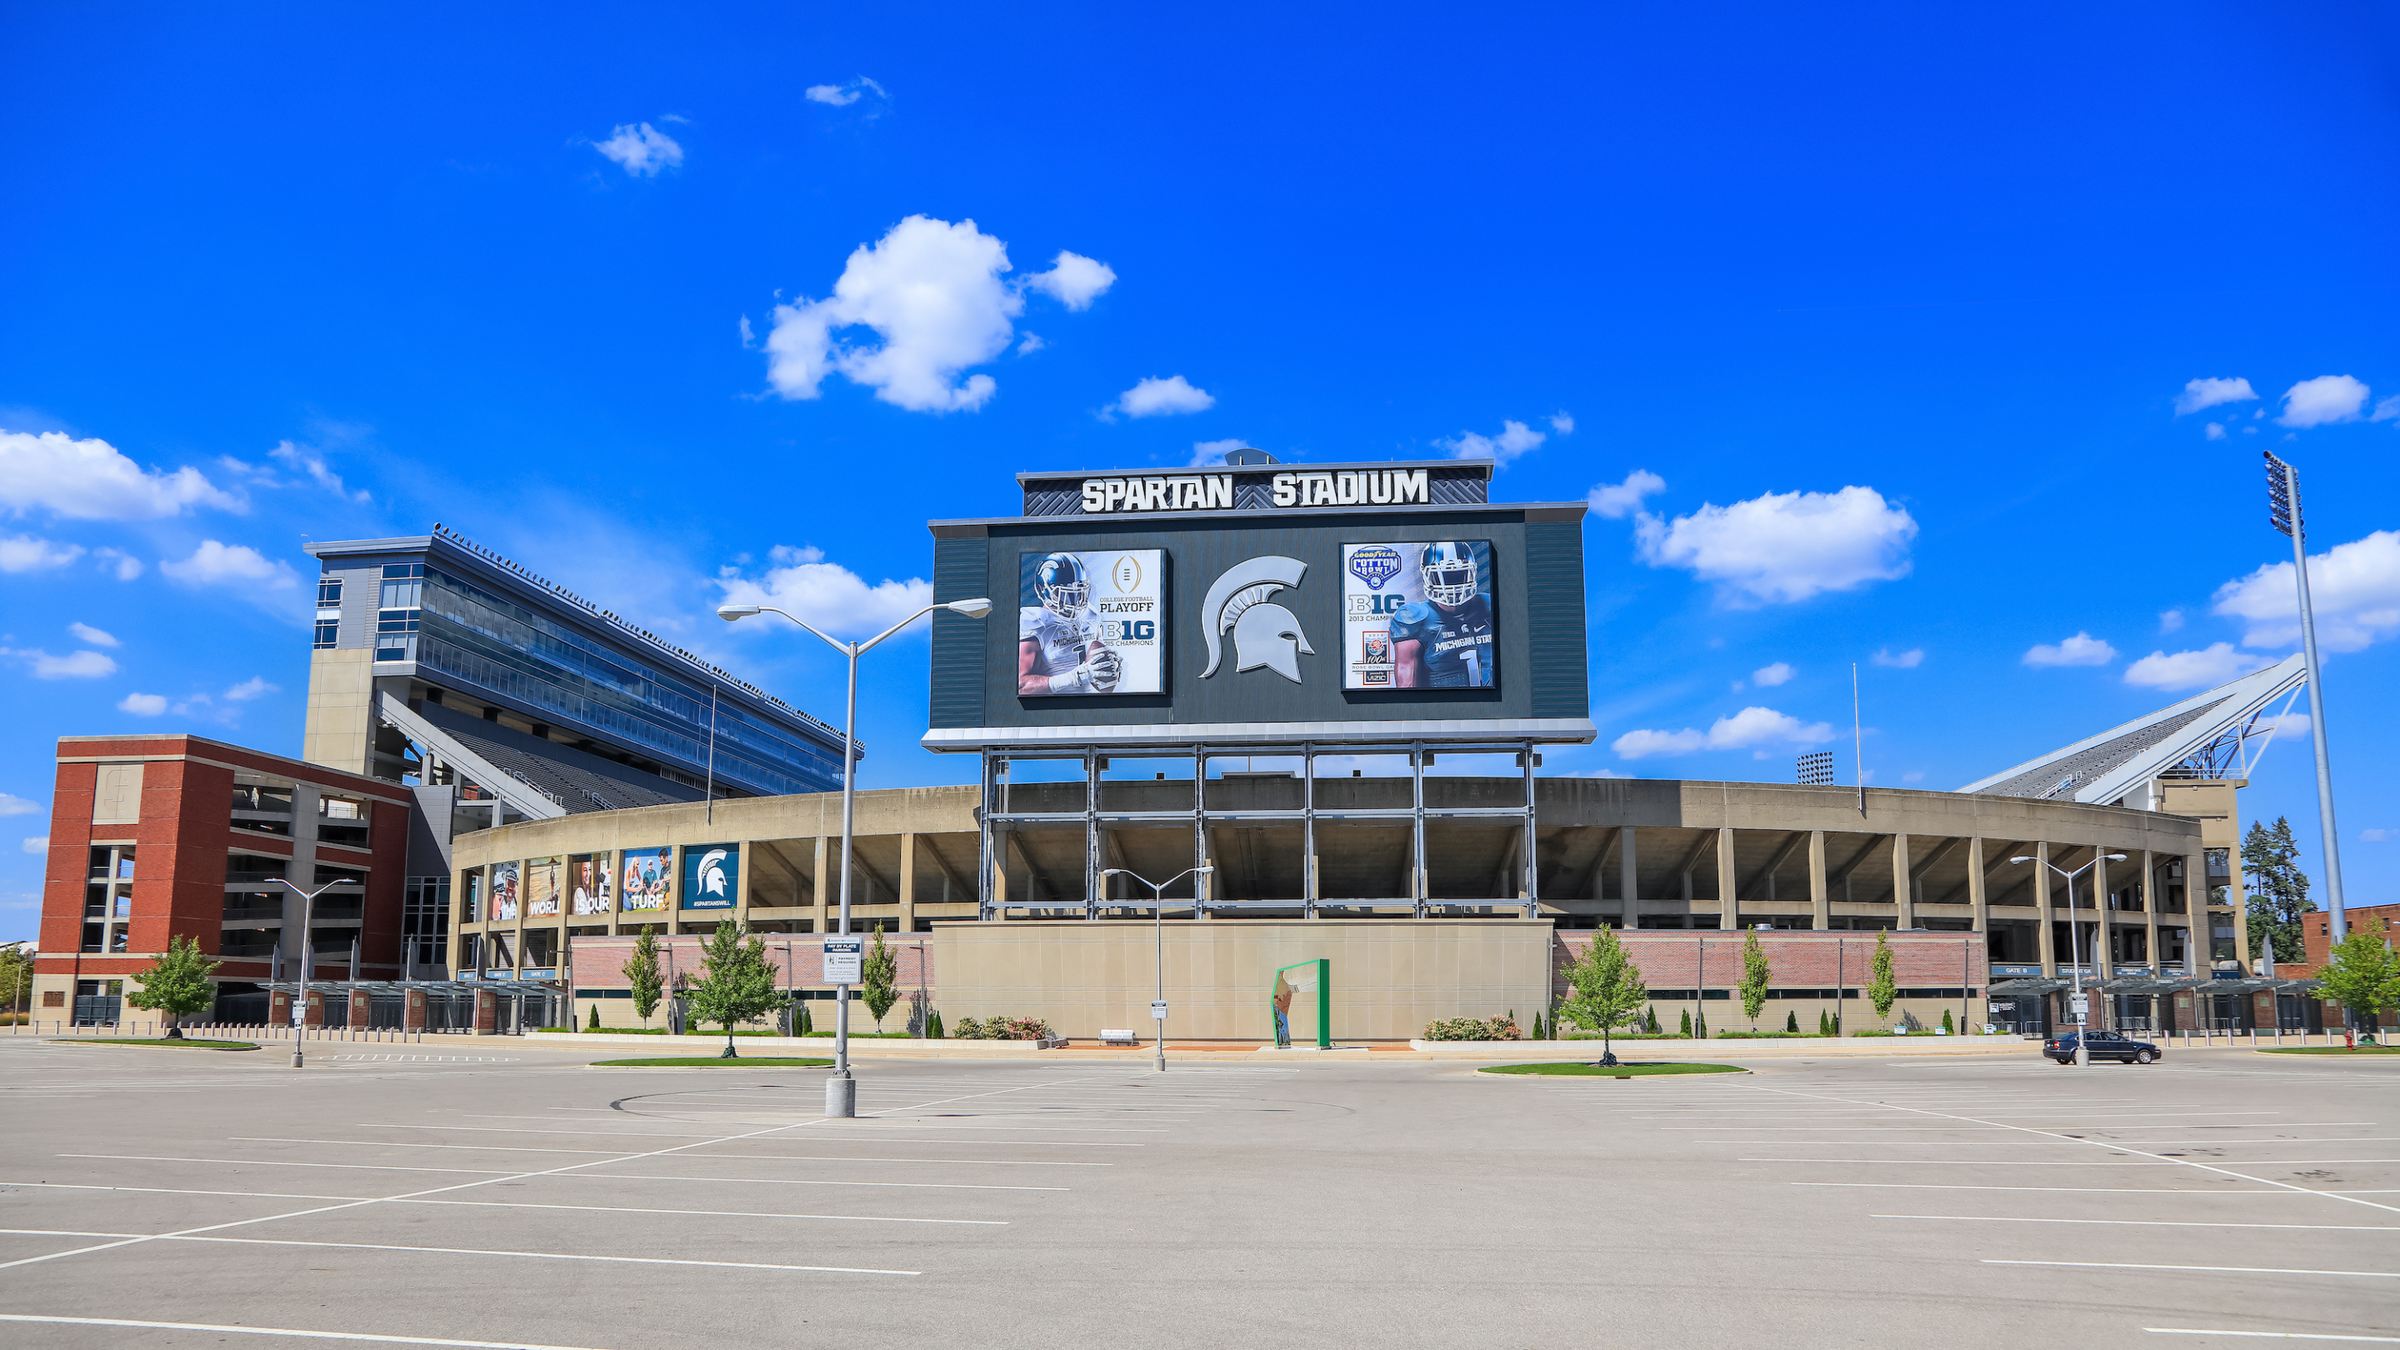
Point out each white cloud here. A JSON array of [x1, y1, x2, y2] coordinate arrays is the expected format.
[[1190, 438, 1249, 467], [2123, 643, 2269, 691], [68, 622, 118, 647], [1872, 647, 1924, 668], [0, 793, 40, 817], [1636, 486, 1917, 606], [162, 540, 301, 590], [118, 692, 168, 715], [1015, 332, 1045, 355], [2174, 377, 2256, 415], [1587, 470, 1665, 520], [267, 440, 371, 504], [2022, 631, 2116, 668], [21, 836, 46, 855], [2, 647, 117, 678], [95, 548, 142, 580], [2258, 711, 2312, 740], [2160, 608, 2185, 633], [2374, 395, 2400, 423], [1441, 419, 1545, 466], [805, 76, 886, 107], [225, 676, 277, 701], [2363, 828, 2395, 843], [1901, 771, 1925, 783], [2204, 422, 2226, 441], [717, 545, 934, 638], [0, 534, 83, 572], [1549, 412, 1575, 435], [1611, 705, 1836, 760], [767, 216, 1105, 413], [1752, 662, 1794, 687], [2277, 375, 2370, 428], [0, 430, 240, 520], [1114, 376, 1214, 418], [2211, 530, 2400, 652], [593, 122, 684, 177], [1024, 252, 1116, 311]]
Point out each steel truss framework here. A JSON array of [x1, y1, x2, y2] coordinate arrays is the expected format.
[[977, 740, 1543, 920]]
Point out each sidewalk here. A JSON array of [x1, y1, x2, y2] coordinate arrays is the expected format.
[[526, 1031, 2042, 1062]]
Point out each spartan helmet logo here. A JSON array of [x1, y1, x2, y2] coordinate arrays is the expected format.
[[1200, 556, 1312, 684]]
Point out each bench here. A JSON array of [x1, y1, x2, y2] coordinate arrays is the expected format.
[[1099, 1029, 1140, 1046]]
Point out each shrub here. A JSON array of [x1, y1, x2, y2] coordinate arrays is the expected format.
[[587, 1004, 601, 1031], [1422, 1016, 1523, 1041], [926, 1010, 946, 1039], [1531, 1011, 1546, 1040], [1645, 1007, 1660, 1033], [1715, 1030, 1816, 1038], [1818, 1008, 1833, 1035], [1679, 1009, 1692, 1036], [954, 1017, 986, 1039], [1785, 1010, 1799, 1033], [992, 1016, 1054, 1040], [1941, 1009, 1955, 1035]]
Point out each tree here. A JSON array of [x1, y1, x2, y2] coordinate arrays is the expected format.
[[1645, 1006, 1659, 1033], [2317, 918, 2400, 1036], [1555, 927, 1649, 1066], [2241, 817, 2316, 964], [1785, 1010, 1799, 1033], [684, 922, 784, 1058], [126, 935, 220, 1037], [587, 1003, 600, 1031], [861, 924, 900, 1032], [623, 926, 664, 1028], [1868, 930, 1898, 1028], [0, 945, 31, 1017], [1679, 1008, 1691, 1036], [1739, 928, 1772, 1028]]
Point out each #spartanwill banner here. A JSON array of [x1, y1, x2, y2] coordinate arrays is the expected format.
[[1341, 541, 1498, 690], [1018, 549, 1164, 697], [682, 843, 739, 910], [619, 848, 671, 912]]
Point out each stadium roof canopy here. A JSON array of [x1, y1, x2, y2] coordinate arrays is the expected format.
[[1957, 653, 2306, 807]]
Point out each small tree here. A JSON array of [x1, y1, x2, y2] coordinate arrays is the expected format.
[[861, 924, 900, 1032], [1645, 1006, 1659, 1033], [1555, 927, 1650, 1066], [1679, 1008, 1692, 1036], [1868, 930, 1899, 1028], [1739, 928, 1772, 1029], [2242, 816, 2316, 965], [2317, 918, 2400, 1037], [126, 935, 220, 1037], [1817, 1008, 1832, 1036], [1785, 1010, 1799, 1033], [1941, 1009, 1955, 1035], [684, 922, 784, 1058], [925, 1009, 945, 1039], [586, 1003, 600, 1031], [624, 926, 664, 1028]]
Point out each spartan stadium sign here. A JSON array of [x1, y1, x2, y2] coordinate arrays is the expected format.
[[1079, 468, 1430, 514]]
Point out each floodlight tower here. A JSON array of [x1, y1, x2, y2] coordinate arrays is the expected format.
[[2264, 452, 2347, 941]]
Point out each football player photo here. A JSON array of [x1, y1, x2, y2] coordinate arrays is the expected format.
[[1017, 550, 1165, 697], [1342, 540, 1498, 690]]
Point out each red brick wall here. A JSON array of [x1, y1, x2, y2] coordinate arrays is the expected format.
[[1555, 929, 1988, 995]]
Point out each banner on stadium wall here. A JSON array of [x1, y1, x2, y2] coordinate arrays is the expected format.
[[681, 843, 739, 910], [492, 861, 520, 922], [620, 848, 671, 912], [570, 854, 613, 916], [526, 856, 562, 917], [1341, 541, 1498, 691], [1017, 549, 1165, 697]]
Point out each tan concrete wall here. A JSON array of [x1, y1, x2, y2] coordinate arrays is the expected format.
[[930, 918, 1551, 1043], [302, 648, 375, 775]]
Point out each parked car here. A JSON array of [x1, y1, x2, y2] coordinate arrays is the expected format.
[[2044, 1030, 2162, 1065]]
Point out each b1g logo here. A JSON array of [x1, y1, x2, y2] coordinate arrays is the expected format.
[[1101, 619, 1157, 643], [1349, 593, 1406, 616], [1347, 545, 1403, 591]]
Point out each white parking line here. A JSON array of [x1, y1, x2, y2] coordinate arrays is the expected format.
[[0, 1313, 615, 1349], [232, 1137, 634, 1155], [397, 1198, 1005, 1224], [61, 1154, 517, 1175], [629, 1152, 1110, 1167], [2147, 1329, 2400, 1343], [1987, 1260, 2399, 1280], [0, 1229, 917, 1275], [1878, 1213, 2400, 1232], [589, 1171, 1065, 1191], [1, 1181, 363, 1201], [1745, 1156, 2400, 1167], [1698, 1137, 2400, 1145], [1793, 1182, 2297, 1194]]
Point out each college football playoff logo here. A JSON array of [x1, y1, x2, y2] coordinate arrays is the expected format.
[[1199, 556, 1312, 684]]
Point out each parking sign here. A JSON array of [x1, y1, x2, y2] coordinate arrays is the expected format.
[[823, 938, 863, 984]]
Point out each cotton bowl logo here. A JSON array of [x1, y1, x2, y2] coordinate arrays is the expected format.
[[1199, 556, 1312, 684], [1347, 545, 1403, 591], [694, 849, 731, 899]]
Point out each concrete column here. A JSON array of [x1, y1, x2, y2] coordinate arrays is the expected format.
[[2093, 851, 2114, 980], [1619, 827, 1639, 929], [2034, 840, 2056, 975], [733, 840, 754, 927], [899, 833, 917, 935], [1715, 827, 1737, 930], [2141, 849, 2160, 976], [2229, 852, 2251, 971], [1966, 836, 1989, 940], [2184, 847, 2205, 972], [1807, 831, 1829, 931], [1891, 833, 1915, 929], [812, 835, 830, 935]]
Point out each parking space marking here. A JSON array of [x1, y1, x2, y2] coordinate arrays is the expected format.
[[61, 1154, 519, 1175], [623, 1152, 1109, 1167], [1793, 1182, 2304, 1194], [0, 1312, 617, 1349], [587, 1171, 1066, 1191], [1, 1181, 365, 1201], [1987, 1260, 2399, 1280], [0, 1229, 919, 1275], [2146, 1329, 2400, 1343], [394, 1198, 1006, 1224], [1877, 1213, 2400, 1232], [231, 1137, 637, 1155]]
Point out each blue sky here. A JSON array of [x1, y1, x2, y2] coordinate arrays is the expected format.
[[5, 4, 2398, 941]]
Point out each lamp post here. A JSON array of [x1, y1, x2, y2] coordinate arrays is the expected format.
[[719, 595, 992, 1118], [2265, 451, 2348, 941], [274, 879, 350, 1069], [1100, 865, 1213, 1073], [2009, 853, 2125, 1066]]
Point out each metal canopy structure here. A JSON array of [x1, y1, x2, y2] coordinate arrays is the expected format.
[[1958, 654, 2305, 806]]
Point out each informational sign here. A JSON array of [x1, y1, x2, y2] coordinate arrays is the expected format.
[[570, 854, 612, 916], [1018, 549, 1165, 696], [1341, 541, 1498, 690], [1150, 1000, 1169, 1021], [620, 847, 671, 912], [823, 938, 863, 984], [681, 844, 739, 910]]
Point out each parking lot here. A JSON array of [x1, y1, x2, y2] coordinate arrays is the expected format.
[[0, 1038, 2392, 1348]]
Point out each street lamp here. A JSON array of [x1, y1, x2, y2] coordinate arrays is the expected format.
[[1100, 864, 1213, 1073], [274, 879, 352, 1069], [2265, 451, 2349, 941], [719, 595, 992, 1117], [2009, 853, 2125, 1066]]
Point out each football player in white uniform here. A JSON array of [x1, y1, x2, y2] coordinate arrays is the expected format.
[[1019, 552, 1123, 696]]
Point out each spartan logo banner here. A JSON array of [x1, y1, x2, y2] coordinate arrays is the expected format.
[[1342, 541, 1498, 690], [682, 844, 739, 911], [1018, 549, 1165, 697]]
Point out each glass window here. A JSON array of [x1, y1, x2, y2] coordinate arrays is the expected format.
[[375, 635, 419, 663], [313, 618, 340, 649], [317, 576, 343, 605], [380, 578, 423, 609], [382, 562, 425, 580]]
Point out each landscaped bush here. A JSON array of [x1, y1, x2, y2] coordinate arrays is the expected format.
[[1564, 1032, 1690, 1040], [1422, 1016, 1522, 1041], [1715, 1030, 1822, 1039], [1850, 1028, 1900, 1037], [926, 1010, 946, 1039], [954, 1016, 1053, 1040]]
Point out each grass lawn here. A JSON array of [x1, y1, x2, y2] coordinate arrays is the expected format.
[[1479, 1062, 1745, 1077], [63, 1038, 259, 1051], [2257, 1044, 2399, 1054], [588, 1056, 834, 1068]]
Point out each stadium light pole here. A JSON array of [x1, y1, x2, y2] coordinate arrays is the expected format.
[[718, 595, 993, 1118], [274, 878, 349, 1069], [1100, 865, 1211, 1073], [2265, 451, 2348, 941], [2009, 853, 2124, 1067]]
